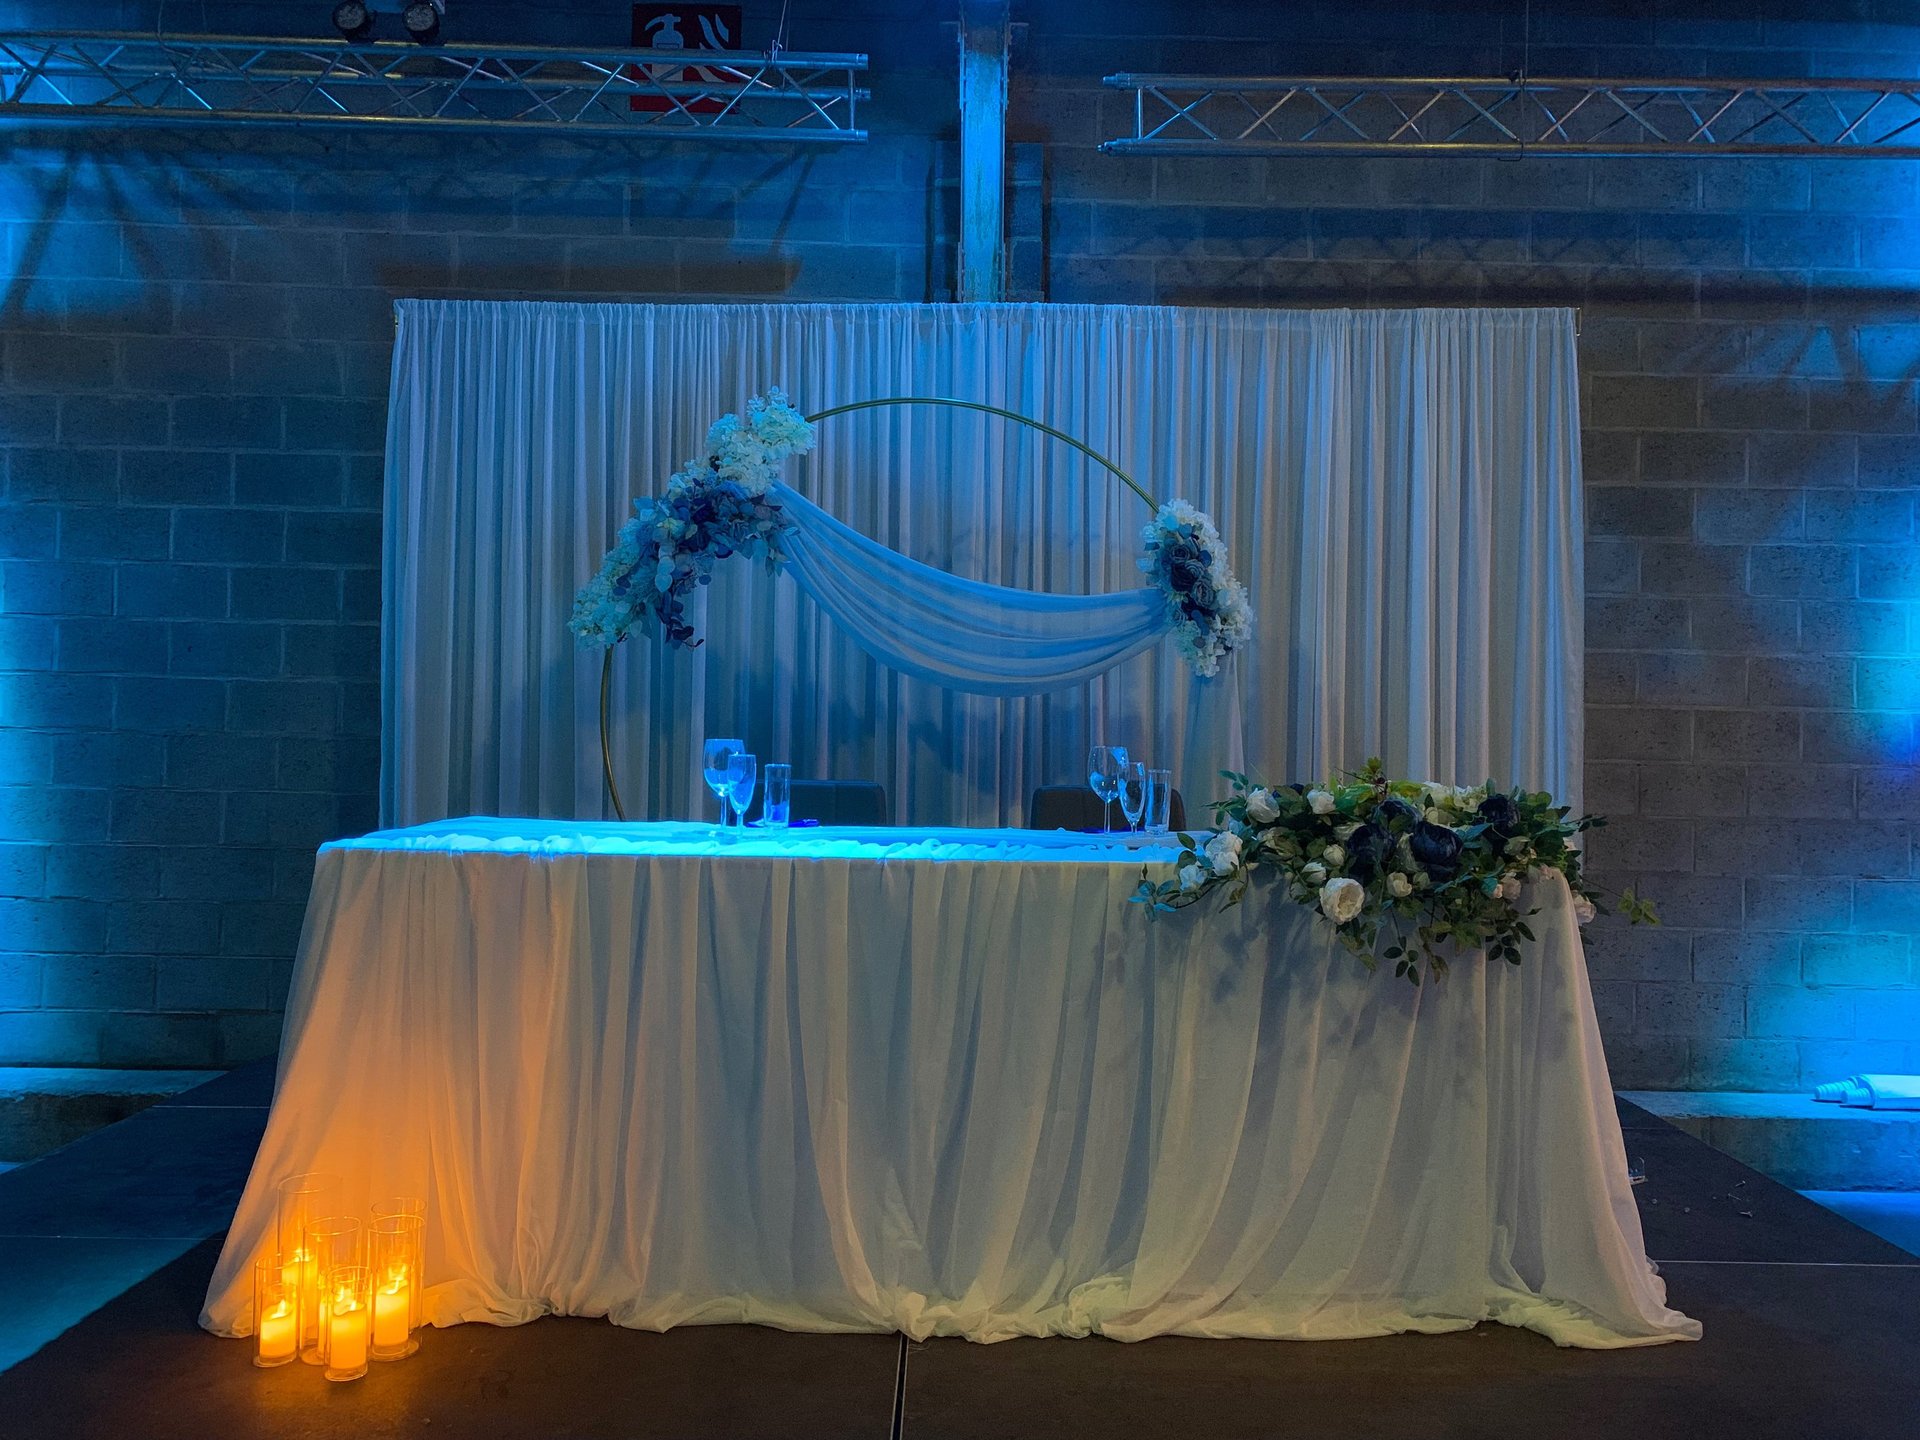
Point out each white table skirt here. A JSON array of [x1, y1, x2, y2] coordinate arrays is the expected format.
[[201, 819, 1699, 1348]]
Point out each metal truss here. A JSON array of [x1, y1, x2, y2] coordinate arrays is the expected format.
[[0, 31, 867, 142], [1103, 73, 1920, 157]]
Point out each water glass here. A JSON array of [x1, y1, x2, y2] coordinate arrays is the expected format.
[[1088, 745, 1129, 831], [725, 752, 757, 827], [702, 737, 743, 826], [1118, 760, 1148, 832], [764, 763, 792, 827], [1148, 768, 1173, 833]]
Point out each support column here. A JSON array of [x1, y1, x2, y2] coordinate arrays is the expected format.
[[956, 0, 1010, 303]]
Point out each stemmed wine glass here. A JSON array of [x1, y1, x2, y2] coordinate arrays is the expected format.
[[724, 752, 758, 829], [702, 738, 743, 828], [1118, 760, 1148, 833], [1088, 745, 1129, 832]]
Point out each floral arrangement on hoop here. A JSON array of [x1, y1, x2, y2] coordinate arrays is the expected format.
[[568, 388, 817, 649], [1133, 759, 1657, 985], [1140, 501, 1252, 677]]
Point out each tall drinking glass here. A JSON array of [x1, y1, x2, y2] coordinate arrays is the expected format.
[[763, 763, 792, 827], [1088, 745, 1128, 831], [1148, 768, 1173, 834], [702, 737, 743, 827], [725, 752, 757, 827], [1118, 760, 1148, 833]]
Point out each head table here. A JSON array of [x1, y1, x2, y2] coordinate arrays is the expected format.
[[200, 818, 1697, 1348]]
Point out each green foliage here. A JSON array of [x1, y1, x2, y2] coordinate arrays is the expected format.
[[1133, 761, 1658, 985]]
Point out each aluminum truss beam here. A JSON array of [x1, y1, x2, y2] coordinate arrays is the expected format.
[[1103, 73, 1920, 157], [0, 31, 867, 142]]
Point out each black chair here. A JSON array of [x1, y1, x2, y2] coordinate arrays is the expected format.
[[750, 779, 890, 827], [1028, 784, 1186, 833]]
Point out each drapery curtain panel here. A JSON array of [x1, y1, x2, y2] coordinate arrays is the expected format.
[[382, 302, 1582, 827]]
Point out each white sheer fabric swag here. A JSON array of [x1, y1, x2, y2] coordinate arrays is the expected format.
[[773, 483, 1172, 696]]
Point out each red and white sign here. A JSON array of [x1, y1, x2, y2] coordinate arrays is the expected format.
[[630, 5, 745, 114]]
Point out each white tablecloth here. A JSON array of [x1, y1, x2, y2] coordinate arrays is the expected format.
[[201, 819, 1698, 1348]]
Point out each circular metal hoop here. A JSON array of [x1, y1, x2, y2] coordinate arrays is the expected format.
[[597, 396, 1158, 819]]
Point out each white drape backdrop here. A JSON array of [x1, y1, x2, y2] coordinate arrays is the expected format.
[[382, 302, 1582, 827]]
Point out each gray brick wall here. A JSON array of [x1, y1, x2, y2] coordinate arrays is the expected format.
[[3, 0, 1918, 1087]]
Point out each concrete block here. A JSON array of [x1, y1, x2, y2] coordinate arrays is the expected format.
[[283, 512, 378, 567], [1587, 706, 1692, 762], [44, 844, 159, 902], [155, 956, 269, 1011], [1804, 934, 1912, 988], [1747, 984, 1856, 1039], [1695, 932, 1802, 987], [168, 621, 281, 679], [171, 508, 284, 564], [8, 449, 116, 505], [1694, 710, 1801, 763], [112, 676, 224, 733], [1694, 489, 1802, 543], [1697, 599, 1797, 656], [40, 955, 154, 1010], [106, 899, 220, 956], [164, 734, 277, 792], [1747, 544, 1854, 598], [1636, 653, 1747, 706], [1749, 655, 1853, 708], [1802, 601, 1906, 656]]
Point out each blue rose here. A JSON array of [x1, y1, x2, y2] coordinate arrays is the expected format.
[[1409, 820, 1463, 877], [1344, 822, 1391, 881], [1375, 797, 1419, 829], [1476, 792, 1521, 837]]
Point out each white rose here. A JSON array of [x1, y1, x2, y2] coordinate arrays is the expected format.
[[1308, 789, 1336, 816], [1387, 872, 1413, 898], [1319, 876, 1365, 925], [1245, 787, 1281, 824], [1204, 831, 1243, 876], [1300, 861, 1328, 887], [1498, 875, 1523, 901], [1322, 844, 1346, 868], [1574, 895, 1597, 924], [1178, 862, 1207, 893]]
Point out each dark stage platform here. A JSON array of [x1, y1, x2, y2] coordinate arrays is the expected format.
[[0, 1063, 1914, 1439]]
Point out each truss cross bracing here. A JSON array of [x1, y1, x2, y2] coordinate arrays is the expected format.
[[0, 31, 868, 142], [1102, 73, 1920, 157]]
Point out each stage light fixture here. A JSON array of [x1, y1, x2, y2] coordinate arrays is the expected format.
[[402, 1, 443, 43], [331, 0, 374, 40]]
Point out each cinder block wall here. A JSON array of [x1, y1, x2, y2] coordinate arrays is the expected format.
[[2, 0, 1917, 1087]]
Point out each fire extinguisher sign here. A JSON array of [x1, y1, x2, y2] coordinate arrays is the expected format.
[[630, 5, 746, 114]]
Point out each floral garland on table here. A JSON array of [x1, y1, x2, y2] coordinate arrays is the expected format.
[[1133, 759, 1658, 985], [568, 388, 817, 649], [569, 389, 1252, 678], [1139, 500, 1253, 678]]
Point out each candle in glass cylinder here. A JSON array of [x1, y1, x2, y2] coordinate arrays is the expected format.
[[323, 1265, 371, 1382], [372, 1270, 408, 1351], [257, 1300, 297, 1363]]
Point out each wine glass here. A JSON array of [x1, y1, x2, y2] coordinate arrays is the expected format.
[[702, 737, 743, 827], [1088, 745, 1128, 832], [724, 752, 757, 829], [1118, 760, 1148, 833]]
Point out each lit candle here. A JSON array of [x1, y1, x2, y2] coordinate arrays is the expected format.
[[281, 1249, 316, 1341], [373, 1270, 410, 1350], [328, 1296, 368, 1375], [257, 1299, 297, 1363]]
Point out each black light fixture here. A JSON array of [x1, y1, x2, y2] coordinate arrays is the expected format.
[[402, 1, 444, 43], [331, 0, 374, 40]]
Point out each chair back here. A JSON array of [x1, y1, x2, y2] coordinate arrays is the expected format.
[[1028, 784, 1185, 833], [750, 779, 889, 827]]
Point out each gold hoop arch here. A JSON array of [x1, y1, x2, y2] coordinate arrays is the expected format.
[[597, 396, 1159, 820]]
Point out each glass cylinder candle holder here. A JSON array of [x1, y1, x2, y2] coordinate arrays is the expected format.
[[274, 1172, 341, 1363], [302, 1216, 363, 1365], [322, 1264, 371, 1382], [372, 1197, 428, 1332], [368, 1215, 423, 1359], [251, 1257, 298, 1367]]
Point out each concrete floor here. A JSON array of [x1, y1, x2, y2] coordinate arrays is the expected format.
[[1, 1070, 1916, 1438]]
